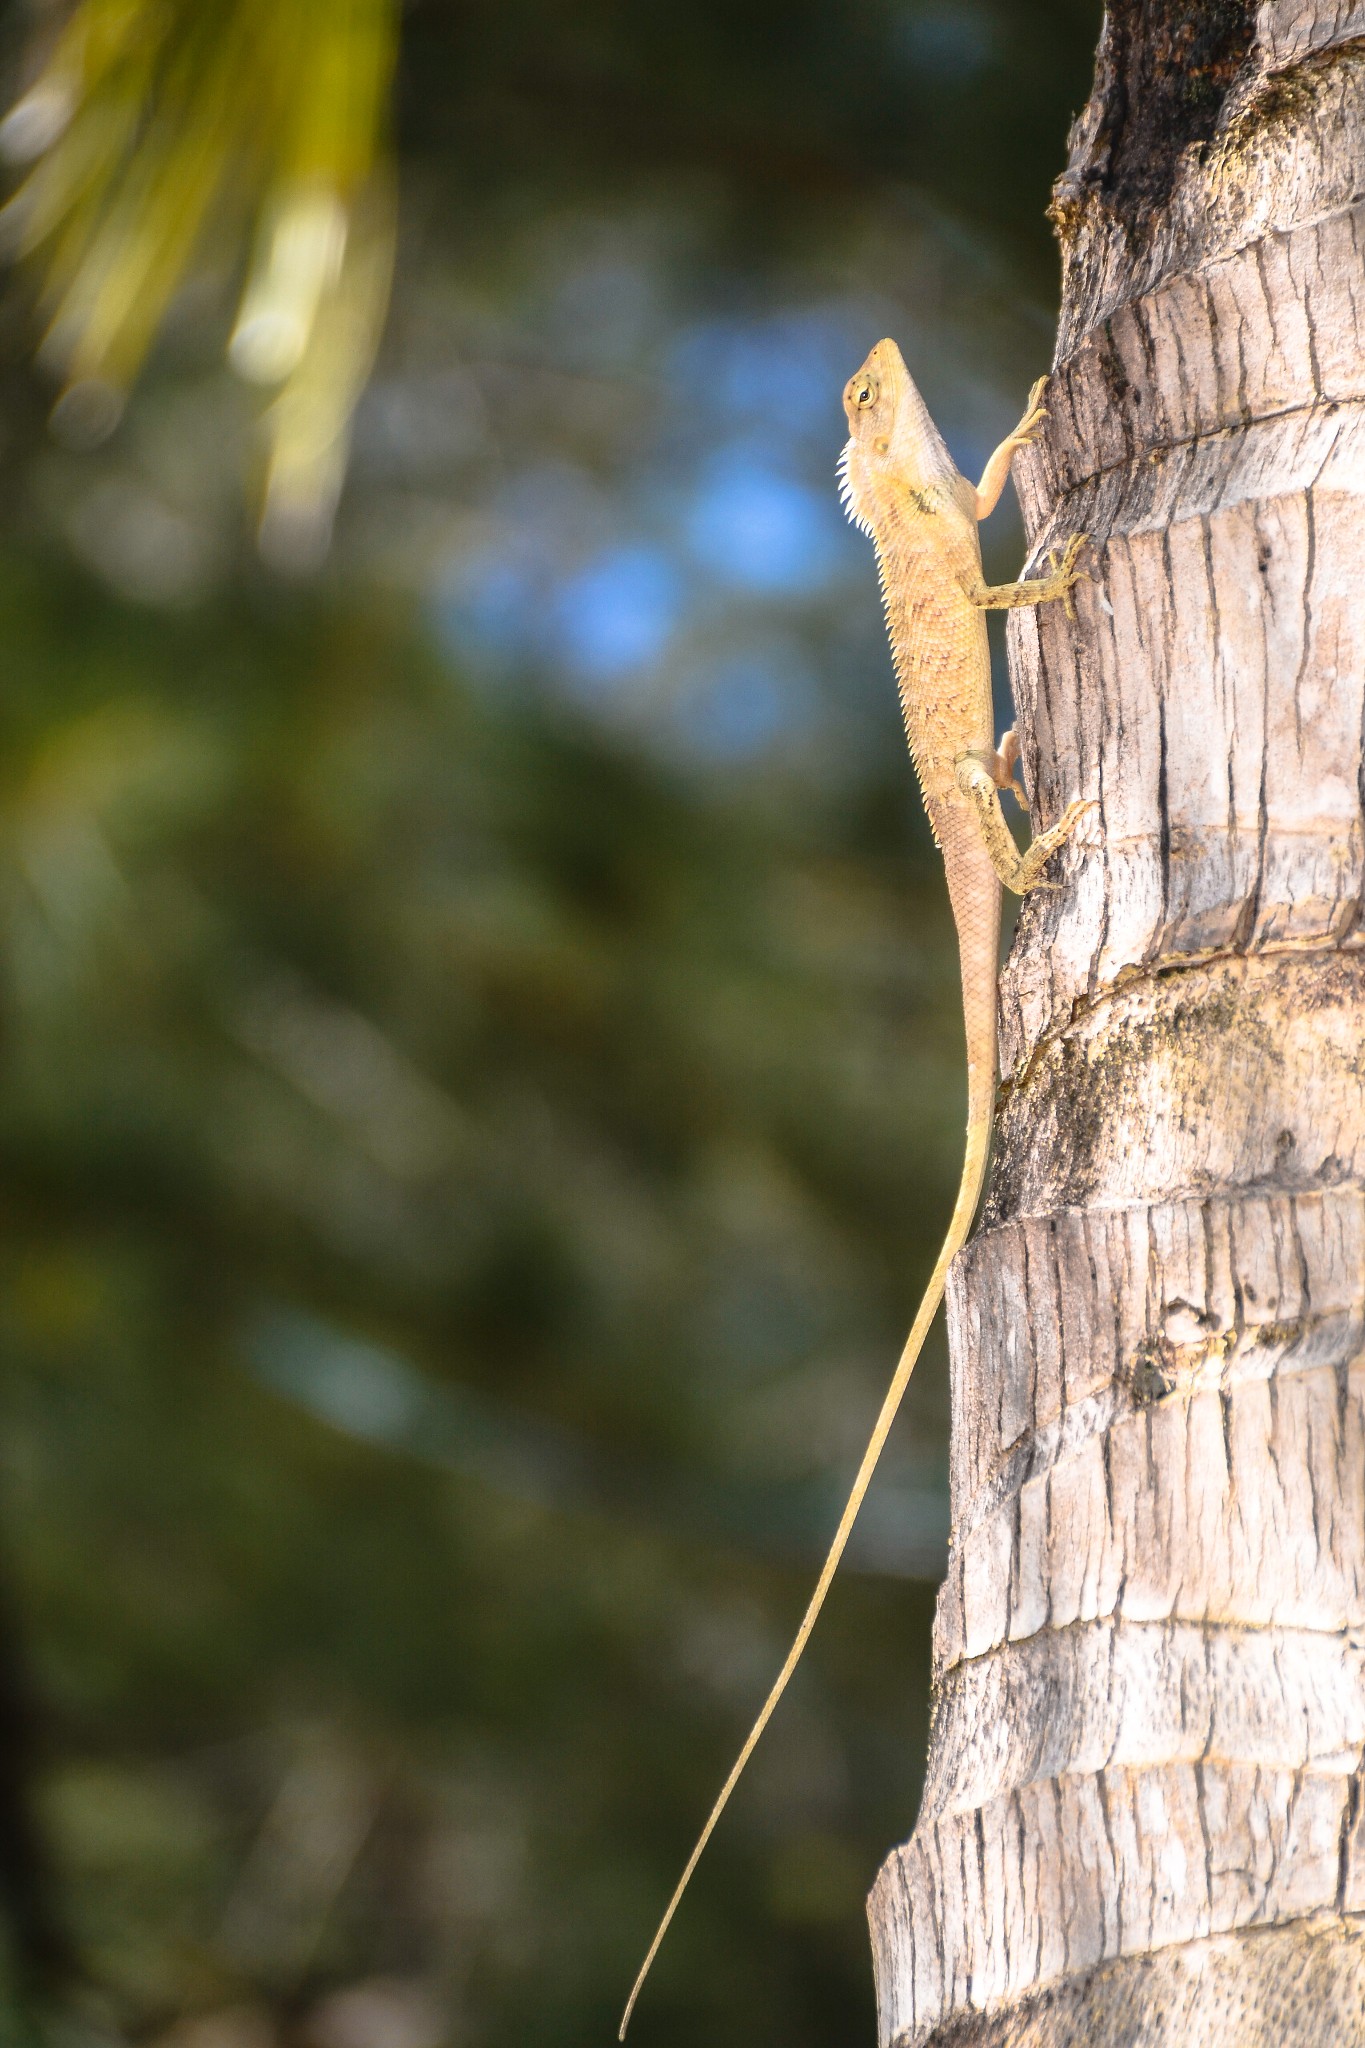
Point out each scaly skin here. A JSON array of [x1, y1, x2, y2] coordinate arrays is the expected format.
[[620, 339, 1095, 2040]]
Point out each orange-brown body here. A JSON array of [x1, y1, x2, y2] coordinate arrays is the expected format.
[[621, 340, 1094, 2041], [841, 338, 1092, 1165]]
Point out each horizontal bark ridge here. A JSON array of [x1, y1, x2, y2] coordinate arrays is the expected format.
[[1004, 194, 1365, 1076], [872, 1189, 1365, 2041]]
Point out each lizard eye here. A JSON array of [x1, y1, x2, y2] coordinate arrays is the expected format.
[[852, 374, 879, 409]]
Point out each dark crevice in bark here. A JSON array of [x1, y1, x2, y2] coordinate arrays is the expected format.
[[1051, 0, 1255, 244], [1337, 1769, 1363, 1913]]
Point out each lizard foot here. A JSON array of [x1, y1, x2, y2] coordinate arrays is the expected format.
[[953, 756, 1099, 895], [1043, 532, 1091, 620], [1015, 796, 1100, 893], [1009, 376, 1049, 450]]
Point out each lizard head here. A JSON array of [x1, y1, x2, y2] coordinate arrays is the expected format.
[[838, 338, 960, 536]]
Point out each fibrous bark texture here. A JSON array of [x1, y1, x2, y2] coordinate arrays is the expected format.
[[869, 4, 1365, 2042]]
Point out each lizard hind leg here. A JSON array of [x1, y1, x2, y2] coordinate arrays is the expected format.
[[1014, 796, 1097, 891], [991, 725, 1027, 807], [955, 753, 1095, 895]]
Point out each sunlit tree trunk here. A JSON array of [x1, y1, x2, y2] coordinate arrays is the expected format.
[[868, 4, 1365, 2040]]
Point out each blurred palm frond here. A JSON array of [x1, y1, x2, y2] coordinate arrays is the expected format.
[[0, 0, 398, 566]]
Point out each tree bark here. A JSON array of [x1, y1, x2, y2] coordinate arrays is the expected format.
[[868, 4, 1365, 2042]]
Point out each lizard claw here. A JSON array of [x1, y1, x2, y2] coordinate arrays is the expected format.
[[1050, 532, 1091, 619], [1009, 377, 1050, 452], [1063, 566, 1095, 621]]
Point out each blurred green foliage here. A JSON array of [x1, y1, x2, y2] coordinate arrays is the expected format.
[[1, 0, 396, 562], [0, 2, 1100, 2044]]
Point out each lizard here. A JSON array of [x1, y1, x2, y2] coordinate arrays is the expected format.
[[619, 337, 1095, 2039]]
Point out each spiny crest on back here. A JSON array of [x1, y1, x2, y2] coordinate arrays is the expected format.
[[838, 338, 961, 536], [836, 439, 871, 535]]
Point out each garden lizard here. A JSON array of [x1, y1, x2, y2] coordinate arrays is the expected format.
[[620, 339, 1094, 2038]]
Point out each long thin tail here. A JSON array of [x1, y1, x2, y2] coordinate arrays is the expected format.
[[618, 1104, 993, 2040]]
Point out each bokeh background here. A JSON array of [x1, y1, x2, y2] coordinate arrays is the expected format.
[[0, 3, 1100, 2044]]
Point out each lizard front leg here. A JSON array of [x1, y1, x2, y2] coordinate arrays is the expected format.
[[962, 530, 1091, 619], [954, 750, 1095, 895], [973, 376, 1048, 521]]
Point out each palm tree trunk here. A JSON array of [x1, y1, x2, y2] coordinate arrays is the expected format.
[[868, 4, 1365, 2041]]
